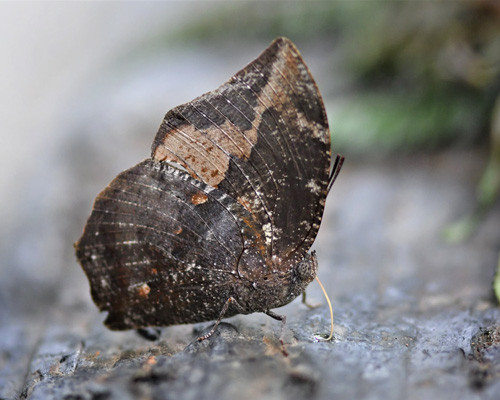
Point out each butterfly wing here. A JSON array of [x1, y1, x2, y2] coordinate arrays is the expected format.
[[152, 37, 331, 268], [75, 159, 264, 330], [76, 38, 332, 330]]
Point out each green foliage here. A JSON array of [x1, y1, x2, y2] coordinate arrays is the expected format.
[[443, 92, 500, 243], [170, 2, 339, 43], [329, 87, 487, 153], [170, 0, 500, 153], [478, 94, 500, 209], [495, 253, 500, 304]]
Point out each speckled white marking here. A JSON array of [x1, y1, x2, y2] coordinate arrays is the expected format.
[[262, 222, 273, 246], [306, 179, 321, 195]]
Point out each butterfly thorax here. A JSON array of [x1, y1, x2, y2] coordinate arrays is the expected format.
[[233, 251, 318, 313]]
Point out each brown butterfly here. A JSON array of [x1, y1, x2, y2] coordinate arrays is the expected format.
[[75, 37, 342, 340]]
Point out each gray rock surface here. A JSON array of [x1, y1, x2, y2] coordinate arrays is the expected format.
[[2, 4, 498, 400], [1, 147, 499, 400]]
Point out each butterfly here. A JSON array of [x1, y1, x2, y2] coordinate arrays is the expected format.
[[75, 37, 342, 340]]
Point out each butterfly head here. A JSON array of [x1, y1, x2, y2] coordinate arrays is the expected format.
[[293, 251, 318, 288]]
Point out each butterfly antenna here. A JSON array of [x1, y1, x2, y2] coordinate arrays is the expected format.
[[327, 155, 345, 194], [315, 276, 334, 341]]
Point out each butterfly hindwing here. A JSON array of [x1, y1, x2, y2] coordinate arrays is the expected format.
[[75, 159, 266, 329]]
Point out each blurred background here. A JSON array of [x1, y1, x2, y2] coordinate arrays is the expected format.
[[1, 0, 500, 341]]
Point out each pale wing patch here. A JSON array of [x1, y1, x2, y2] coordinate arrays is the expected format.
[[153, 123, 229, 187], [305, 179, 321, 195], [153, 111, 259, 188]]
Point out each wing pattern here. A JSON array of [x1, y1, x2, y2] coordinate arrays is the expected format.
[[152, 37, 331, 267], [76, 160, 265, 329]]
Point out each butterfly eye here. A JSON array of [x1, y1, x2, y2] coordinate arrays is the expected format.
[[294, 253, 318, 284]]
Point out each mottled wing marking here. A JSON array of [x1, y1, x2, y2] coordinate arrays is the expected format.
[[152, 38, 331, 266], [255, 40, 331, 262], [152, 80, 277, 259], [75, 159, 265, 329], [153, 120, 230, 187]]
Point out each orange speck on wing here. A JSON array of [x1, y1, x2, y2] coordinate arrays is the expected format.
[[137, 283, 151, 298], [191, 193, 208, 205]]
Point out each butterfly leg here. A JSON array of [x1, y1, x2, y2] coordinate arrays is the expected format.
[[265, 310, 289, 356], [197, 296, 244, 341], [136, 327, 162, 341], [301, 291, 320, 309]]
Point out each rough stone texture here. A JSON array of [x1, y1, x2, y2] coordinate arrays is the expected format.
[[1, 149, 499, 400]]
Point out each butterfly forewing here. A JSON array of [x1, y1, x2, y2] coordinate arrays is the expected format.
[[151, 37, 331, 266]]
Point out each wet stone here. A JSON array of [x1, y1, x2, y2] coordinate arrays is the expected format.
[[2, 149, 498, 399]]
